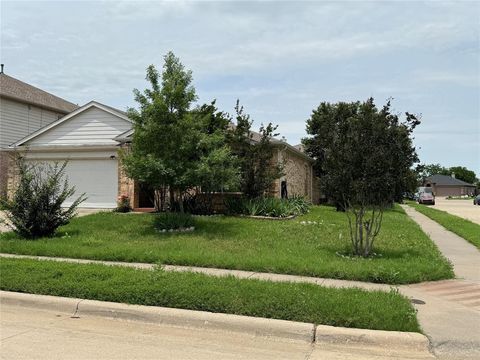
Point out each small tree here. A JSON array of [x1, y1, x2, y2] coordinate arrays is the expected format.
[[121, 52, 239, 211], [304, 98, 420, 256], [229, 100, 283, 198], [121, 52, 197, 212], [1, 156, 86, 238]]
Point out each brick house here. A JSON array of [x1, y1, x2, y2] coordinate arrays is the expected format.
[[8, 98, 320, 209], [115, 129, 320, 209], [424, 174, 476, 197]]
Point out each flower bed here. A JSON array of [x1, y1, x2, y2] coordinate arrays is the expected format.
[[225, 196, 311, 218], [154, 212, 195, 233]]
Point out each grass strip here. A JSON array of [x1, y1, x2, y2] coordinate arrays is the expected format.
[[407, 202, 480, 249], [0, 206, 453, 284], [0, 258, 420, 332]]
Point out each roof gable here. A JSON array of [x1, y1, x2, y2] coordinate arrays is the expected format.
[[0, 73, 78, 113], [12, 101, 132, 147]]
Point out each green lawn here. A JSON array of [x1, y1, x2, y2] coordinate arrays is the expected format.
[[407, 202, 480, 249], [0, 258, 420, 332], [0, 206, 453, 284]]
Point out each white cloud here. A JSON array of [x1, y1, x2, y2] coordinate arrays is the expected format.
[[1, 0, 479, 172]]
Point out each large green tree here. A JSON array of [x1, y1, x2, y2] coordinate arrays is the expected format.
[[121, 52, 238, 211], [229, 101, 283, 198], [414, 163, 447, 182], [444, 166, 477, 184], [303, 98, 420, 256]]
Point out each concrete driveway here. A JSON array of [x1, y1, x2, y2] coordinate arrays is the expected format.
[[76, 208, 107, 217], [0, 211, 9, 233], [0, 209, 104, 234], [432, 197, 480, 224]]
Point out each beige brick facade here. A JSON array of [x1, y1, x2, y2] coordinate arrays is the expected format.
[[6, 144, 321, 209], [272, 146, 321, 204], [0, 151, 9, 198], [117, 145, 138, 209], [5, 152, 20, 201]]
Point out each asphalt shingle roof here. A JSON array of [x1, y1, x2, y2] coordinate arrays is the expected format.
[[0, 73, 78, 113], [426, 174, 475, 187]]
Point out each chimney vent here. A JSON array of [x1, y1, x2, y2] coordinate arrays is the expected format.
[[0, 64, 3, 74], [451, 173, 455, 178]]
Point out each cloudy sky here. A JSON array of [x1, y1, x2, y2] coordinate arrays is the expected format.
[[1, 1, 479, 174]]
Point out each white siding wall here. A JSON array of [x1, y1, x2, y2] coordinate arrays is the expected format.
[[0, 97, 63, 148], [26, 106, 131, 146]]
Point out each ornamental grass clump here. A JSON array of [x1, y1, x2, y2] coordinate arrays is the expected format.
[[154, 212, 195, 232], [226, 196, 311, 218]]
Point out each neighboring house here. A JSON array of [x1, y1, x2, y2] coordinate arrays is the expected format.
[[0, 68, 78, 197], [424, 174, 476, 197]]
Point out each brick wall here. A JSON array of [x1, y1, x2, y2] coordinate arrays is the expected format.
[[6, 153, 20, 200], [0, 151, 9, 199], [276, 148, 314, 201], [117, 145, 138, 209]]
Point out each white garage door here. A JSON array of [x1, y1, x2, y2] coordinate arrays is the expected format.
[[62, 159, 118, 208], [31, 159, 118, 208]]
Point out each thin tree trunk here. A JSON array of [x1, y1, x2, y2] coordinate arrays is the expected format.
[[169, 187, 174, 212]]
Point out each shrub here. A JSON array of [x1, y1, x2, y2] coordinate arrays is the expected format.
[[287, 195, 311, 214], [224, 195, 246, 215], [0, 158, 86, 238], [154, 212, 195, 231], [183, 193, 214, 215], [115, 194, 131, 213]]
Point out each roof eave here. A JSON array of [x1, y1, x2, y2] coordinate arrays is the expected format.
[[0, 94, 75, 114]]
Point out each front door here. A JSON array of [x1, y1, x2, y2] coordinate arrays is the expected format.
[[138, 182, 155, 208]]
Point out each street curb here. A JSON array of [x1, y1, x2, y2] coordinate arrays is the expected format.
[[0, 290, 430, 352], [315, 325, 430, 353], [0, 291, 314, 343]]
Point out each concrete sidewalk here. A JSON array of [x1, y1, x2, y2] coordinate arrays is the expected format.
[[401, 205, 480, 359], [401, 205, 480, 281], [0, 252, 391, 291]]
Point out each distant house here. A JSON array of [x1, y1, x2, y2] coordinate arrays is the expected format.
[[424, 174, 476, 197], [0, 68, 78, 197]]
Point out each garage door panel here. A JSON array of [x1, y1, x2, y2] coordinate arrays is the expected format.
[[28, 158, 118, 208]]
